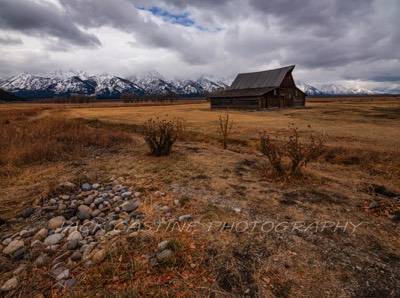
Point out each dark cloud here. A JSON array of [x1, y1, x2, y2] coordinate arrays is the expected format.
[[0, 0, 101, 47], [0, 34, 22, 45]]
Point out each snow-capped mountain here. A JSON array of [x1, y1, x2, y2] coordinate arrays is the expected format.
[[296, 81, 326, 96], [296, 81, 381, 96], [135, 70, 180, 94], [0, 70, 384, 99], [319, 84, 381, 95], [91, 74, 145, 98]]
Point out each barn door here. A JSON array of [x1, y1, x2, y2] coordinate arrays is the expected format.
[[260, 97, 266, 109]]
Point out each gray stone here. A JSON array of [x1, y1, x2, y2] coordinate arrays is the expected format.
[[48, 216, 65, 230], [21, 228, 36, 238], [157, 240, 170, 251], [92, 183, 101, 190], [106, 230, 121, 237], [369, 201, 379, 209], [158, 249, 173, 260], [121, 191, 132, 199], [21, 207, 34, 218], [67, 231, 83, 241], [178, 214, 192, 222], [57, 182, 76, 191], [78, 204, 93, 214], [70, 251, 82, 262], [113, 196, 122, 202], [1, 277, 18, 291], [94, 197, 104, 205], [150, 257, 157, 267], [81, 183, 92, 191], [173, 199, 180, 206], [34, 255, 48, 267], [58, 204, 67, 211], [134, 192, 141, 198], [64, 240, 79, 250], [64, 278, 77, 288], [95, 230, 106, 237], [84, 196, 94, 205], [77, 211, 91, 221], [91, 209, 101, 217], [2, 237, 12, 246], [59, 195, 70, 200], [122, 201, 140, 212], [44, 233, 63, 246], [57, 269, 70, 280], [3, 239, 24, 255], [33, 228, 47, 240], [12, 248, 26, 260], [92, 249, 106, 263], [13, 265, 27, 275]]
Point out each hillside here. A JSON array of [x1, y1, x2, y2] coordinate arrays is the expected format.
[[0, 88, 24, 102]]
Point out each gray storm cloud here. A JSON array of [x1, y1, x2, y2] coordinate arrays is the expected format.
[[0, 0, 101, 47], [0, 0, 399, 89]]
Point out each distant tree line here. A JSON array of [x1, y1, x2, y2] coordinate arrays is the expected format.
[[37, 94, 96, 104], [121, 92, 181, 103]]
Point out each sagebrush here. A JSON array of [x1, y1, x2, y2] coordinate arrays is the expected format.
[[259, 124, 324, 178], [142, 116, 185, 156]]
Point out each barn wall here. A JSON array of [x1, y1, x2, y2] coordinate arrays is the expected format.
[[210, 97, 260, 110], [266, 92, 279, 108]]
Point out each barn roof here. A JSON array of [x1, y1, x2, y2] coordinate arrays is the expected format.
[[210, 87, 276, 98], [229, 65, 295, 90]]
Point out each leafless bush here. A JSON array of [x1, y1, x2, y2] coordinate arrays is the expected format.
[[218, 113, 233, 149], [259, 134, 285, 177], [142, 116, 185, 156], [259, 124, 324, 178]]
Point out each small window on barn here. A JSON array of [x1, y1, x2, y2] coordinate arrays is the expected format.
[[274, 89, 277, 96]]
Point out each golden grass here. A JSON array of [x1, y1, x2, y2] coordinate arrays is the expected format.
[[1, 100, 400, 297], [64, 101, 400, 151]]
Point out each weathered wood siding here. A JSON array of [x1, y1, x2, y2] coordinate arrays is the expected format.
[[266, 91, 279, 108], [210, 97, 260, 110], [280, 73, 296, 87]]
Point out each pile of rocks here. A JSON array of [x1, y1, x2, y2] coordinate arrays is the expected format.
[[0, 177, 192, 293]]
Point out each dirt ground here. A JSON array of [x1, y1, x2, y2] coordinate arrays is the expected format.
[[1, 100, 399, 297]]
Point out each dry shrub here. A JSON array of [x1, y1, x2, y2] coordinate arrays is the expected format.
[[141, 116, 185, 156], [259, 124, 324, 178], [218, 113, 234, 149]]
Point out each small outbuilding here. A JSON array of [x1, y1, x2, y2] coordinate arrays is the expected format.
[[210, 65, 306, 110]]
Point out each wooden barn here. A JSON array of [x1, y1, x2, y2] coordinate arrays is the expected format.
[[210, 65, 306, 110]]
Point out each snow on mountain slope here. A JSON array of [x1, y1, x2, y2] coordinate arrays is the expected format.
[[296, 81, 325, 96], [196, 76, 227, 93], [198, 75, 233, 89], [319, 84, 380, 95], [95, 76, 145, 98]]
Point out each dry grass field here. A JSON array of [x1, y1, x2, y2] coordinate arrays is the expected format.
[[1, 99, 400, 297]]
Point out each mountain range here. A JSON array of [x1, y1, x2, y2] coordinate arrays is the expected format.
[[0, 70, 386, 99]]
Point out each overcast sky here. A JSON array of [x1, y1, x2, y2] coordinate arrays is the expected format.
[[0, 0, 399, 90]]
